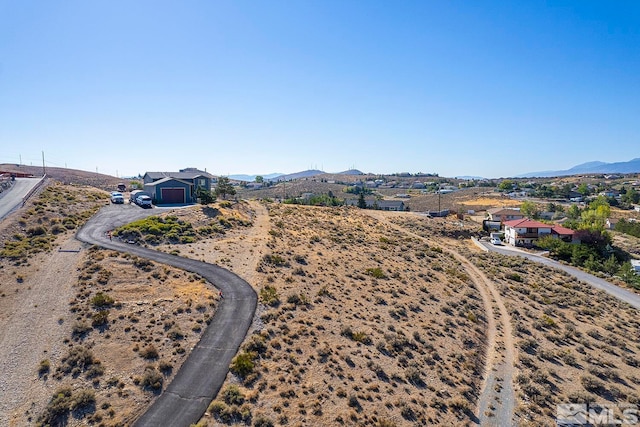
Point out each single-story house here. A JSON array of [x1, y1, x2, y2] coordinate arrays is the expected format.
[[599, 190, 620, 198], [346, 199, 405, 211], [503, 218, 577, 246], [606, 218, 619, 230], [143, 168, 214, 204], [487, 208, 525, 223]]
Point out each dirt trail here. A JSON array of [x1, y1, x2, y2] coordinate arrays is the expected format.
[[0, 235, 81, 427], [455, 254, 516, 426], [362, 211, 516, 426], [220, 200, 271, 288]]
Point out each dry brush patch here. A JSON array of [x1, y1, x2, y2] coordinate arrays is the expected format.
[[384, 214, 640, 425], [33, 246, 219, 426], [467, 251, 640, 426], [200, 204, 488, 426], [0, 182, 108, 264]]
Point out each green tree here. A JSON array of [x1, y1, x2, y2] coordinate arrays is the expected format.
[[357, 192, 367, 209], [520, 200, 540, 219], [215, 177, 236, 200], [195, 187, 216, 205], [622, 187, 639, 204], [567, 204, 581, 220], [581, 196, 610, 231], [602, 254, 619, 276], [498, 180, 514, 191], [577, 183, 591, 196], [255, 175, 264, 183], [618, 262, 639, 287], [559, 183, 573, 199]]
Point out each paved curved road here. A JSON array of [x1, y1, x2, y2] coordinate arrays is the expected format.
[[76, 204, 257, 427], [0, 177, 43, 221], [480, 240, 640, 310]]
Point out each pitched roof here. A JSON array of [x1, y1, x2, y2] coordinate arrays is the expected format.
[[551, 225, 575, 236], [144, 177, 193, 186], [487, 208, 524, 215], [503, 218, 551, 229], [145, 170, 214, 180]]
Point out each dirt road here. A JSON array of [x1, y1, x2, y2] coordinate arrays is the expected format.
[[363, 211, 517, 426]]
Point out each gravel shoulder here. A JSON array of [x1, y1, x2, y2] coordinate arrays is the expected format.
[[0, 234, 81, 427]]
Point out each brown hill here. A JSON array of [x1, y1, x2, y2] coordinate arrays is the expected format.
[[0, 163, 132, 191]]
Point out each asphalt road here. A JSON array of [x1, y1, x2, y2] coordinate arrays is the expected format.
[[76, 204, 257, 427], [0, 177, 43, 221], [480, 241, 640, 310]]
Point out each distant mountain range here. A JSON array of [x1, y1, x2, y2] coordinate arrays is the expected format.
[[228, 169, 364, 182], [519, 158, 640, 178], [227, 173, 284, 182]]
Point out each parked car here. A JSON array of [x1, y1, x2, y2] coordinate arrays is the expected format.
[[135, 195, 153, 208], [490, 237, 502, 245], [110, 192, 124, 204], [117, 183, 126, 192]]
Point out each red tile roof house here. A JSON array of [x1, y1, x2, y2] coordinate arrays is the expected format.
[[503, 218, 577, 247]]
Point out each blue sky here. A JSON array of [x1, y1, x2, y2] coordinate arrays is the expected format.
[[1, 1, 638, 178]]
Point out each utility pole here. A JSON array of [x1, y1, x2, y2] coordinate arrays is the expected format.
[[19, 154, 22, 165], [42, 151, 46, 176]]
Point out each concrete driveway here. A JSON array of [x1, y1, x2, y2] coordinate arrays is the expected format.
[[479, 240, 640, 310], [76, 204, 257, 427]]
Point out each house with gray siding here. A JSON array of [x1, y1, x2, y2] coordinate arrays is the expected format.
[[143, 168, 214, 204]]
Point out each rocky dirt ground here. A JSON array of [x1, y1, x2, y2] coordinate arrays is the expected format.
[[0, 184, 257, 426], [390, 214, 640, 427], [196, 203, 488, 426], [4, 179, 640, 427]]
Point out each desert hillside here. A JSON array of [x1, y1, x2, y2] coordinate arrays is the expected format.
[[194, 204, 489, 426], [0, 182, 253, 426], [3, 179, 640, 427]]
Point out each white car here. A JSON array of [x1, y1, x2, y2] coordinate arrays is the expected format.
[[136, 195, 153, 208], [490, 237, 502, 245], [110, 192, 124, 204]]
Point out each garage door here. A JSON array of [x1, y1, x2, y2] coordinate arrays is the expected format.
[[161, 188, 185, 204]]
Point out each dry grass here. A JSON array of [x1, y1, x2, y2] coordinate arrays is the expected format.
[[199, 203, 488, 426], [48, 246, 219, 425], [386, 213, 640, 427], [6, 178, 640, 426], [0, 182, 228, 426], [469, 252, 640, 426]]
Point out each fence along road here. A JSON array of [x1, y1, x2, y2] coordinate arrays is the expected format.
[[0, 177, 45, 221], [76, 204, 257, 427]]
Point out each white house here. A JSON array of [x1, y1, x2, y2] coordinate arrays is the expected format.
[[504, 218, 577, 246], [502, 218, 577, 247], [503, 218, 552, 246]]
